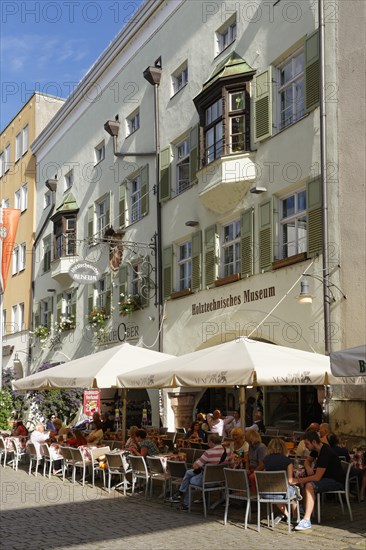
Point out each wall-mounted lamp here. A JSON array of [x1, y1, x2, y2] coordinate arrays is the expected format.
[[185, 221, 199, 227], [148, 315, 155, 322], [250, 186, 267, 194], [296, 272, 347, 305]]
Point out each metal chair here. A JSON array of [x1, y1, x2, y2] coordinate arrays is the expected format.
[[224, 468, 255, 528], [70, 447, 90, 486], [176, 427, 186, 434], [40, 443, 63, 478], [254, 470, 300, 533], [292, 431, 305, 441], [105, 453, 131, 495], [7, 437, 26, 470], [146, 456, 169, 498], [90, 447, 110, 487], [162, 439, 175, 452], [59, 446, 75, 482], [166, 460, 187, 498], [128, 455, 151, 497], [111, 441, 124, 450], [265, 428, 280, 436], [0, 436, 8, 467], [27, 442, 43, 476], [316, 461, 353, 522], [178, 447, 195, 466], [188, 464, 226, 518]]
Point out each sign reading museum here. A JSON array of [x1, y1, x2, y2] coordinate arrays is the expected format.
[[192, 286, 276, 316], [69, 261, 102, 284]]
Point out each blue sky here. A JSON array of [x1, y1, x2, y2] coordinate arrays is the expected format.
[[0, 0, 144, 131]]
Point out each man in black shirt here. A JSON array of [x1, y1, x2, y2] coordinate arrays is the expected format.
[[293, 430, 345, 530]]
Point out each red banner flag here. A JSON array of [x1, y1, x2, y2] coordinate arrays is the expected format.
[[0, 208, 21, 293]]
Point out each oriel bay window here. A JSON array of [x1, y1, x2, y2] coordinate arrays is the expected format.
[[53, 214, 77, 259]]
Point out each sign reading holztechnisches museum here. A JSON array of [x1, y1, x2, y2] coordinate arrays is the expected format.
[[69, 261, 102, 283], [192, 286, 276, 316]]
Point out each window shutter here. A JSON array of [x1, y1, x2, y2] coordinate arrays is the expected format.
[[88, 284, 95, 314], [105, 273, 112, 314], [191, 231, 202, 291], [205, 225, 218, 286], [189, 125, 199, 183], [34, 303, 40, 328], [119, 181, 127, 229], [241, 208, 253, 277], [305, 30, 320, 112], [88, 205, 94, 240], [307, 177, 323, 256], [140, 255, 150, 308], [71, 289, 77, 321], [159, 146, 171, 201], [259, 199, 273, 271], [163, 245, 173, 299], [105, 192, 111, 229], [118, 265, 128, 305], [140, 164, 149, 216], [254, 67, 273, 142], [56, 294, 63, 323], [47, 298, 53, 328]]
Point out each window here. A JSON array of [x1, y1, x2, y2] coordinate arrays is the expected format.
[[14, 189, 21, 209], [5, 145, 10, 172], [44, 191, 51, 208], [176, 138, 190, 194], [12, 245, 19, 275], [95, 141, 105, 164], [96, 199, 107, 239], [19, 303, 24, 331], [2, 309, 6, 335], [22, 125, 28, 155], [19, 243, 26, 271], [41, 300, 51, 327], [20, 184, 27, 211], [221, 220, 240, 276], [277, 49, 305, 131], [172, 63, 188, 95], [177, 241, 192, 291], [54, 214, 77, 259], [228, 90, 246, 154], [43, 236, 52, 272], [97, 276, 107, 309], [11, 305, 17, 333], [130, 176, 141, 223], [64, 169, 73, 191], [205, 98, 224, 164], [64, 291, 73, 318], [130, 264, 141, 296], [2, 199, 9, 208], [127, 110, 140, 135], [15, 133, 22, 161], [280, 190, 307, 258], [0, 151, 3, 177], [216, 18, 237, 55]]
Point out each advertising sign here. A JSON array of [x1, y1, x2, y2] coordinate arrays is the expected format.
[[83, 389, 101, 417], [69, 261, 102, 284]]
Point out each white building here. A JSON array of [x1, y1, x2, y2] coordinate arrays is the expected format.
[[31, 0, 365, 436]]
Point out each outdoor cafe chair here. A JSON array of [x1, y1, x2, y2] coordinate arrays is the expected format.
[[7, 437, 26, 471], [27, 442, 43, 476], [70, 447, 90, 486], [105, 453, 131, 495], [59, 446, 75, 482], [162, 439, 175, 453], [316, 461, 353, 523], [40, 443, 63, 478], [254, 470, 300, 533], [292, 431, 305, 441], [166, 459, 187, 499], [111, 441, 124, 450], [129, 455, 151, 498], [0, 436, 8, 467], [146, 456, 169, 498], [176, 427, 187, 434], [166, 432, 177, 444], [224, 468, 255, 529], [265, 428, 280, 436], [188, 463, 226, 518], [178, 447, 195, 466]]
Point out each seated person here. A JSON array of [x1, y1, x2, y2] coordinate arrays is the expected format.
[[85, 420, 104, 445], [263, 438, 298, 524], [30, 424, 51, 459], [246, 411, 265, 433], [228, 428, 248, 468], [292, 430, 345, 531], [11, 420, 28, 437], [125, 426, 139, 452], [101, 412, 114, 434], [46, 415, 57, 431], [185, 421, 205, 441], [296, 423, 320, 458], [67, 429, 87, 448], [319, 422, 332, 444], [244, 429, 267, 493], [169, 435, 231, 510], [128, 429, 159, 457]]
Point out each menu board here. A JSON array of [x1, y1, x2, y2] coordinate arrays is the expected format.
[[83, 389, 101, 417]]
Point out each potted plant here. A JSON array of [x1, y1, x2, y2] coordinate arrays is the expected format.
[[119, 294, 142, 316], [33, 325, 50, 343], [87, 307, 109, 330], [55, 315, 76, 332]]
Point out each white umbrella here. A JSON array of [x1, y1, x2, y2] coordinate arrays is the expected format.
[[330, 345, 366, 379], [12, 343, 174, 390]]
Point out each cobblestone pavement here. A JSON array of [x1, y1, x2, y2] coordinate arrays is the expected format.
[[1, 464, 365, 550]]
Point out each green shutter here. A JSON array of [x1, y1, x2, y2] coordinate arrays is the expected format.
[[259, 199, 273, 271], [88, 284, 94, 314], [159, 146, 171, 201], [191, 231, 202, 291], [105, 192, 111, 228], [140, 255, 150, 308], [163, 245, 173, 299], [241, 208, 253, 277], [305, 30, 320, 112], [204, 225, 217, 286], [190, 125, 199, 183], [105, 273, 112, 314], [71, 288, 77, 321], [140, 164, 149, 217], [118, 265, 128, 306], [254, 67, 272, 142], [34, 302, 40, 328], [119, 181, 127, 229], [47, 298, 53, 328], [56, 294, 63, 323], [88, 205, 94, 240], [307, 177, 323, 256]]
